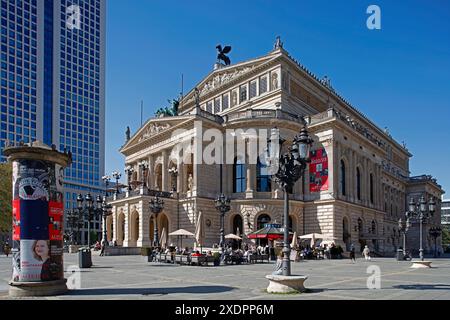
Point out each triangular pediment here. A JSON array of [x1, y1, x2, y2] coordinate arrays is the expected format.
[[120, 116, 193, 153], [180, 51, 282, 111]]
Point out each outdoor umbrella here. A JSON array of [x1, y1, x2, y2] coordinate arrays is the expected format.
[[291, 231, 298, 248], [225, 234, 242, 240], [160, 227, 167, 249], [169, 229, 195, 249], [236, 227, 241, 249], [299, 233, 330, 248], [195, 211, 205, 253]]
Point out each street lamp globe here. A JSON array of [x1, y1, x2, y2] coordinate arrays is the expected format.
[[408, 198, 416, 214], [96, 195, 103, 210], [419, 196, 427, 213], [85, 193, 93, 209], [295, 127, 313, 161], [77, 194, 84, 210], [428, 197, 436, 215]]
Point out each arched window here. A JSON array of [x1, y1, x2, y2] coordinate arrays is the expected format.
[[233, 157, 247, 193], [371, 220, 376, 234], [257, 214, 271, 230], [288, 216, 293, 232], [358, 218, 363, 234], [356, 167, 362, 200], [370, 173, 374, 204], [340, 160, 346, 196], [257, 158, 271, 192], [232, 215, 243, 235]]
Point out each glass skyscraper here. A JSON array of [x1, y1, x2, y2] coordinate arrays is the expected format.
[[1, 0, 106, 244]]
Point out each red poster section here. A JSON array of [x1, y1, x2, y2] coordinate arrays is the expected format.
[[49, 201, 64, 241], [12, 200, 20, 241], [309, 148, 329, 193]]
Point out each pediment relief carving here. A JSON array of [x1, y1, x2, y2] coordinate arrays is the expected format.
[[199, 66, 256, 96], [138, 123, 171, 142]]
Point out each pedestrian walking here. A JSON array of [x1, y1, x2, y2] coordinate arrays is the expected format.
[[99, 240, 106, 256], [350, 243, 356, 263], [363, 245, 371, 261]]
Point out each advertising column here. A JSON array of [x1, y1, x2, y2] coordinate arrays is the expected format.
[[4, 142, 72, 297]]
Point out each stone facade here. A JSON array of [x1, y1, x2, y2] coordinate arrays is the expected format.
[[108, 41, 445, 256]]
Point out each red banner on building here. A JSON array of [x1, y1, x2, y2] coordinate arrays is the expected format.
[[309, 148, 329, 193]]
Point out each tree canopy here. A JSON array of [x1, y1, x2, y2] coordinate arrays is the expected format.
[[0, 163, 12, 233]]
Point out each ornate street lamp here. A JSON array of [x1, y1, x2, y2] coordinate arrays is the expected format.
[[76, 193, 103, 247], [149, 196, 164, 247], [428, 227, 442, 258], [96, 195, 113, 247], [215, 193, 231, 260], [124, 165, 134, 191], [112, 171, 122, 194], [407, 195, 436, 261], [139, 160, 149, 187], [168, 166, 179, 192], [398, 214, 411, 259], [102, 175, 111, 196], [65, 210, 83, 245], [270, 126, 313, 276]]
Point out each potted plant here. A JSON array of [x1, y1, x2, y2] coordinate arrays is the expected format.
[[212, 252, 221, 266]]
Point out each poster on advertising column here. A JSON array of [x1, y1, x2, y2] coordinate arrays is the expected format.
[[11, 159, 64, 283], [309, 148, 329, 193]]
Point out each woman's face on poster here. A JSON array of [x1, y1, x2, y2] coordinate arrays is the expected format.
[[35, 240, 49, 258]]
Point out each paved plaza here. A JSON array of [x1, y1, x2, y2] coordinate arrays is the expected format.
[[1, 253, 450, 300]]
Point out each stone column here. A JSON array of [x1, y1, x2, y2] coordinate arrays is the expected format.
[[162, 150, 168, 191], [112, 206, 117, 244], [138, 200, 151, 247], [246, 164, 255, 199], [123, 203, 130, 247], [177, 162, 183, 193], [148, 154, 154, 190]]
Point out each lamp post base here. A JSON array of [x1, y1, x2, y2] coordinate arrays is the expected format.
[[265, 275, 308, 294], [410, 261, 432, 269], [9, 279, 68, 297]]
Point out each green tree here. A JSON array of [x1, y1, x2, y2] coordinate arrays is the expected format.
[[442, 227, 450, 248], [0, 163, 12, 233]]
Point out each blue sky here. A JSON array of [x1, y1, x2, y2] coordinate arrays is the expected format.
[[105, 0, 450, 196]]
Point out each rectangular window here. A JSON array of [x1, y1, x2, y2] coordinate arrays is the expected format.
[[230, 90, 237, 108], [239, 85, 247, 103], [222, 94, 229, 110], [214, 97, 220, 114], [259, 76, 267, 94], [206, 101, 213, 113], [249, 80, 257, 99]]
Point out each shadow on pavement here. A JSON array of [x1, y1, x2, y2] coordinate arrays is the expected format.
[[393, 284, 450, 290], [67, 285, 235, 296]]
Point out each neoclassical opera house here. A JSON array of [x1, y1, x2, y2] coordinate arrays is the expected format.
[[107, 39, 444, 255]]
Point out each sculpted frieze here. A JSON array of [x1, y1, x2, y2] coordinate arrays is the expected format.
[[138, 123, 171, 142]]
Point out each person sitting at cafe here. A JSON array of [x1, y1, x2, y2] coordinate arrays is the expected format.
[[191, 250, 202, 257]]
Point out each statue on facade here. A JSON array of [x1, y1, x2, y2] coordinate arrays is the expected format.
[[126, 126, 131, 141], [274, 36, 283, 50], [194, 87, 200, 109], [216, 45, 232, 66], [188, 173, 193, 191], [271, 72, 279, 90]]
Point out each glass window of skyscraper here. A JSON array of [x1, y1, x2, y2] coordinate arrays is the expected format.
[[1, 0, 106, 238]]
